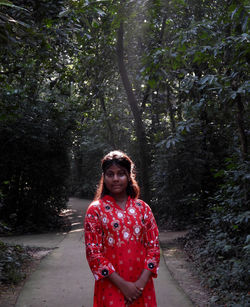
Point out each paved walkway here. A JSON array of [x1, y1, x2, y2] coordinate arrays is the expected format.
[[0, 198, 193, 307]]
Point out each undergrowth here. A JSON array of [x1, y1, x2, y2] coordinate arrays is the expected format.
[[182, 223, 250, 306], [0, 241, 32, 285]]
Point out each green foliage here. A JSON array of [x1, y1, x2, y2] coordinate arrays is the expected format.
[[0, 111, 71, 231], [70, 124, 113, 198], [0, 0, 80, 231], [144, 1, 249, 303], [0, 241, 31, 284], [153, 120, 211, 227]]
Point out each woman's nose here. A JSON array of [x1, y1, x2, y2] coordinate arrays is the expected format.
[[113, 174, 119, 181]]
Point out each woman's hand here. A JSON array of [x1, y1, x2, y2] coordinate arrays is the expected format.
[[108, 272, 142, 305], [134, 279, 145, 291], [120, 281, 142, 304]]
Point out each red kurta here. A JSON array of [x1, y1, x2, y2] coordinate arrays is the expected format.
[[84, 195, 160, 307]]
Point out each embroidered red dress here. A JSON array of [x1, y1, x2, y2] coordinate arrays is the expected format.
[[84, 195, 160, 307]]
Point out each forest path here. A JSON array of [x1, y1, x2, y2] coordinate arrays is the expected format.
[[0, 198, 193, 307]]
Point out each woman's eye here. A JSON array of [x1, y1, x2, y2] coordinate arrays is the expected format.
[[106, 172, 113, 177], [106, 172, 125, 177]]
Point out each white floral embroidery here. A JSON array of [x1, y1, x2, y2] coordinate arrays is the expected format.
[[108, 237, 114, 244], [134, 227, 140, 234], [124, 232, 129, 239], [117, 212, 124, 218]]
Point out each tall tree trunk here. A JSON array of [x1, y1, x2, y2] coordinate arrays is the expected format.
[[99, 94, 116, 149], [116, 20, 151, 202]]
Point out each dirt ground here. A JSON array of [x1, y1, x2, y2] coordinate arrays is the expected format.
[[0, 248, 52, 307]]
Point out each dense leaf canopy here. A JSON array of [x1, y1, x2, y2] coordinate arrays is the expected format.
[[0, 0, 249, 304]]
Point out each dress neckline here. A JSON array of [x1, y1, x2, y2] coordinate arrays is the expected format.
[[102, 195, 131, 211]]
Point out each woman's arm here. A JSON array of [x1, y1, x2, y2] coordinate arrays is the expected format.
[[84, 202, 116, 280], [135, 269, 152, 289], [142, 202, 160, 278]]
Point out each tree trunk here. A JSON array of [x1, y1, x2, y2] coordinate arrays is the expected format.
[[99, 94, 116, 149], [116, 20, 151, 202]]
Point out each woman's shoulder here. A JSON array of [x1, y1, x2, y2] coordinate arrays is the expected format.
[[86, 199, 102, 213], [134, 198, 151, 210], [134, 198, 144, 205]]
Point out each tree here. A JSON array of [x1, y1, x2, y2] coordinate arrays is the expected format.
[[0, 0, 81, 231], [116, 2, 151, 202]]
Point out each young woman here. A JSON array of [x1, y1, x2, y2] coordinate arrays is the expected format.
[[84, 150, 160, 306]]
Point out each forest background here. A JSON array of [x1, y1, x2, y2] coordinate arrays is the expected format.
[[0, 0, 249, 305]]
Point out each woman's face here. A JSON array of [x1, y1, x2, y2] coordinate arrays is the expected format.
[[104, 164, 129, 197]]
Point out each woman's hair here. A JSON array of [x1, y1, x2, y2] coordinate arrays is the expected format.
[[94, 150, 140, 200]]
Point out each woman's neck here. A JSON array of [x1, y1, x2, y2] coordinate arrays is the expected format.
[[110, 193, 128, 209]]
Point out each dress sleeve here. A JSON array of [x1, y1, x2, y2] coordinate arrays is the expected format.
[[84, 201, 116, 280], [143, 202, 160, 278]]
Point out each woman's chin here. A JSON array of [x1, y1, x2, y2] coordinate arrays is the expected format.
[[110, 188, 126, 195]]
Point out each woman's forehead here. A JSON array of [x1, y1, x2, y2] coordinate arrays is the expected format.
[[105, 163, 127, 172]]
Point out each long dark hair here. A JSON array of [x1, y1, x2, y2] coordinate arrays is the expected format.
[[94, 150, 140, 200]]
